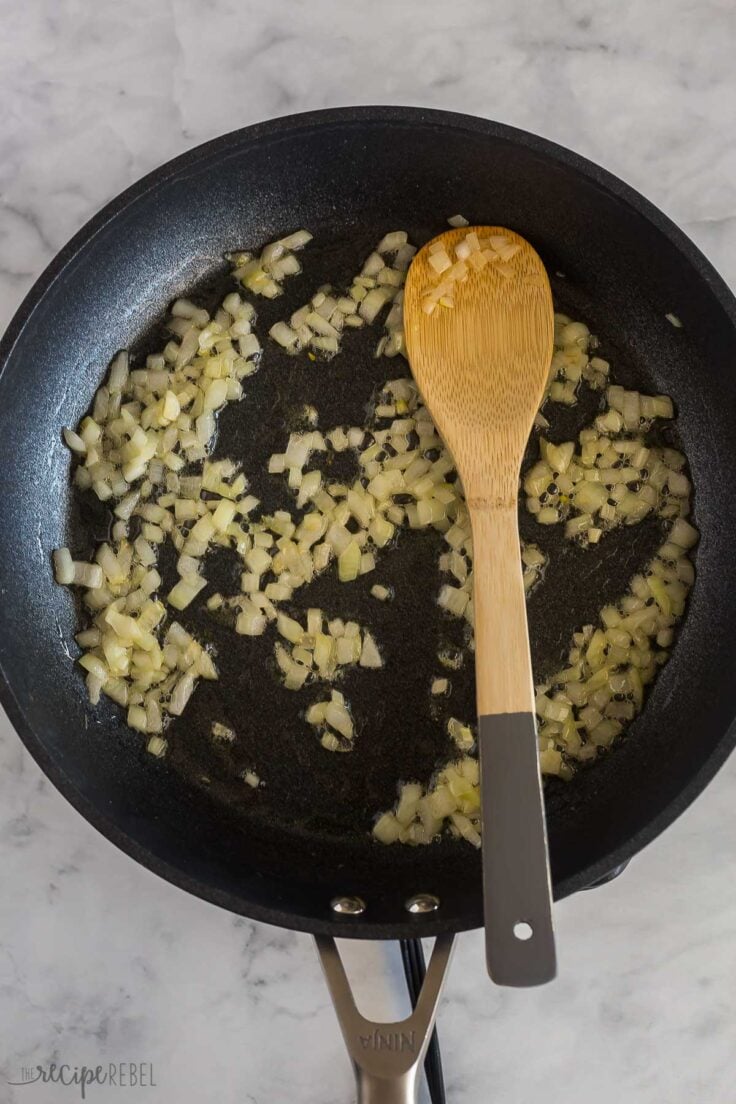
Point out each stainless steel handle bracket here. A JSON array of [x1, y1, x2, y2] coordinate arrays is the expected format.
[[315, 933, 455, 1104]]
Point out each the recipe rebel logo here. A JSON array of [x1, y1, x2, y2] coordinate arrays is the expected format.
[[7, 1062, 156, 1098]]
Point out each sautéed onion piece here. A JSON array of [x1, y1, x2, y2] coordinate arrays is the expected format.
[[231, 229, 313, 299], [306, 689, 355, 752], [421, 230, 522, 315], [52, 225, 696, 852]]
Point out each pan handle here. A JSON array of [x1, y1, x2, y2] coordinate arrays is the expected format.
[[315, 933, 455, 1104]]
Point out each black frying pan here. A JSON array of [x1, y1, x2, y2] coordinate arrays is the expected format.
[[1, 107, 736, 1099]]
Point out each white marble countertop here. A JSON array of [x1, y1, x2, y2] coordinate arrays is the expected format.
[[1, 2, 736, 1101]]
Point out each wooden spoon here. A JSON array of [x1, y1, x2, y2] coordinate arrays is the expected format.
[[404, 227, 556, 987]]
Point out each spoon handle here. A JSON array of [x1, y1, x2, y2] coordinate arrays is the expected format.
[[471, 505, 556, 987]]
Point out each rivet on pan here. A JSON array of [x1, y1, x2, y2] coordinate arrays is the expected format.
[[330, 895, 366, 916], [405, 893, 440, 914]]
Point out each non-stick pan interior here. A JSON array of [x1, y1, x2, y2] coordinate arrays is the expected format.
[[1, 109, 735, 938]]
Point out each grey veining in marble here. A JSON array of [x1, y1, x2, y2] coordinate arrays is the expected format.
[[1, 1, 736, 1101]]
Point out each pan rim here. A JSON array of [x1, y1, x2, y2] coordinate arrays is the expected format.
[[1, 105, 735, 938]]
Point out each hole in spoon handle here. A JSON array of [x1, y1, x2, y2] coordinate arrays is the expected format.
[[479, 711, 557, 987]]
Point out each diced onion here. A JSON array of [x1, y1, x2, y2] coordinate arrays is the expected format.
[[53, 548, 75, 586], [54, 225, 696, 855]]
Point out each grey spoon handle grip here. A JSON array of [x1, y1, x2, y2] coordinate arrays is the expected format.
[[479, 712, 556, 986]]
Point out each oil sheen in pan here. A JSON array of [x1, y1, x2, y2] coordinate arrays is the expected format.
[[67, 225, 688, 844]]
